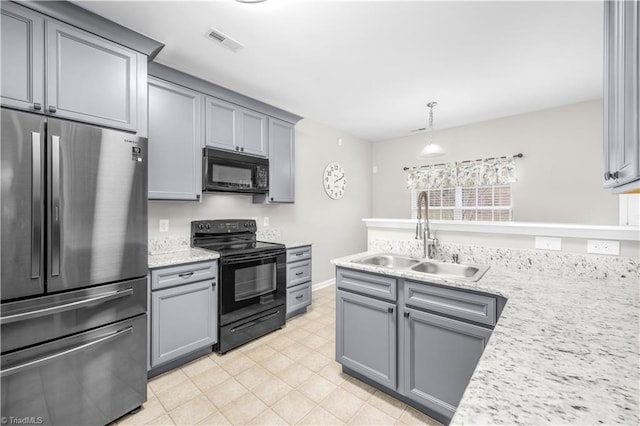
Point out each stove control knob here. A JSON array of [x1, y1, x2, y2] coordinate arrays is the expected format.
[[205, 223, 211, 230], [198, 223, 204, 230], [244, 222, 249, 228]]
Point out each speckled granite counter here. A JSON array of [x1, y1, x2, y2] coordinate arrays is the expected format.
[[331, 251, 639, 425], [270, 240, 312, 249], [148, 248, 219, 269], [148, 235, 219, 269]]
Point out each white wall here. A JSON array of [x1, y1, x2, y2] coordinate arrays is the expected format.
[[149, 118, 373, 283], [372, 100, 619, 225]]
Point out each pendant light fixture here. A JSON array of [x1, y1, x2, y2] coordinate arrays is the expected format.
[[417, 101, 445, 159]]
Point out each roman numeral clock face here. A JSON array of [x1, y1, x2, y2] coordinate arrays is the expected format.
[[323, 162, 346, 200]]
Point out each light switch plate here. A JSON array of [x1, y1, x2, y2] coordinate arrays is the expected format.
[[587, 239, 620, 255], [535, 236, 562, 251], [159, 219, 169, 233]]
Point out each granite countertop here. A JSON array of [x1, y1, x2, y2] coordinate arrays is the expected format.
[[331, 252, 640, 425], [259, 238, 312, 249], [148, 247, 219, 269]]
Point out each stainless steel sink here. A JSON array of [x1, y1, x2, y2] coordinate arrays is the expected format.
[[410, 261, 490, 282], [353, 254, 421, 269], [352, 253, 490, 282]]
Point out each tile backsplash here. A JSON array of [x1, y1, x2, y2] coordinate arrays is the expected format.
[[369, 238, 639, 280]]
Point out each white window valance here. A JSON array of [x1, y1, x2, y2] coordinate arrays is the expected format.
[[407, 157, 518, 189]]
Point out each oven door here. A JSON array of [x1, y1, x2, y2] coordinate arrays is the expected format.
[[220, 250, 286, 317]]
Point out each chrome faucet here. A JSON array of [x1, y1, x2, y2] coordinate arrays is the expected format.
[[415, 191, 438, 259]]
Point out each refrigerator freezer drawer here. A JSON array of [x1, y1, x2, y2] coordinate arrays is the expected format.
[[0, 314, 147, 426], [0, 278, 146, 353]]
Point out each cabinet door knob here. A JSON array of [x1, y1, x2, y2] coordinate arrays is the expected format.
[[387, 307, 394, 314], [240, 147, 244, 152], [235, 146, 240, 151], [48, 106, 57, 113], [270, 197, 274, 201], [604, 171, 611, 180], [611, 171, 620, 179], [33, 103, 42, 111], [404, 311, 410, 318]]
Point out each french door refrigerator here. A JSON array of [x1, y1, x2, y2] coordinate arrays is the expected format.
[[0, 108, 148, 426]]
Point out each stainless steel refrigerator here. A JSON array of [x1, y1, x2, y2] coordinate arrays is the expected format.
[[1, 108, 148, 425]]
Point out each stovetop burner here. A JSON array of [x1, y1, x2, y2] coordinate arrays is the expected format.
[[191, 219, 284, 256]]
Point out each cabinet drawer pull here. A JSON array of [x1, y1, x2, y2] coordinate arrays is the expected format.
[[295, 294, 304, 300], [404, 311, 410, 318], [295, 271, 304, 276], [388, 307, 394, 313], [33, 103, 42, 111], [48, 106, 57, 113], [295, 252, 304, 256], [178, 272, 194, 279]]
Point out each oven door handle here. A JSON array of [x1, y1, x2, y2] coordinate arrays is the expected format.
[[222, 250, 283, 264]]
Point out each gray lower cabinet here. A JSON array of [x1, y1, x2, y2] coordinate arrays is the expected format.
[[0, 1, 144, 134], [149, 261, 218, 368], [286, 245, 312, 318], [148, 77, 204, 201], [254, 118, 295, 204], [604, 0, 639, 193], [205, 96, 268, 157], [402, 306, 492, 420], [336, 289, 397, 389], [335, 266, 497, 424]]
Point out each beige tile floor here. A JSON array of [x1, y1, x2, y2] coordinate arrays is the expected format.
[[114, 286, 441, 426]]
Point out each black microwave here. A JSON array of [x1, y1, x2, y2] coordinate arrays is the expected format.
[[203, 148, 269, 194]]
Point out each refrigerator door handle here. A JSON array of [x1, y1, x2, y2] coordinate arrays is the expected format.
[[0, 287, 134, 325], [31, 132, 42, 279], [0, 326, 133, 378], [51, 135, 60, 276]]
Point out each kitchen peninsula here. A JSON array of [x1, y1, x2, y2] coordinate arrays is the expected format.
[[332, 249, 639, 425]]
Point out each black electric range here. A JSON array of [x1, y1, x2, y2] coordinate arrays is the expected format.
[[191, 219, 286, 353]]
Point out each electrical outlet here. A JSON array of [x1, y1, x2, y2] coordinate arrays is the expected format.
[[587, 239, 620, 255], [535, 236, 561, 251], [263, 217, 269, 227], [159, 219, 169, 233]]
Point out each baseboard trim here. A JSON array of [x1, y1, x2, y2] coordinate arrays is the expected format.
[[312, 278, 335, 291]]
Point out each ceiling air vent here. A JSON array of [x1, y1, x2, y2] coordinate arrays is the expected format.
[[205, 28, 244, 52]]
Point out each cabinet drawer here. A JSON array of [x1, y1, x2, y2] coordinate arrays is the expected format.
[[287, 245, 311, 262], [287, 259, 311, 287], [404, 281, 497, 326], [336, 268, 397, 302], [287, 282, 311, 316], [150, 261, 217, 290]]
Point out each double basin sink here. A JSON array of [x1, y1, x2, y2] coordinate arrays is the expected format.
[[353, 253, 490, 282]]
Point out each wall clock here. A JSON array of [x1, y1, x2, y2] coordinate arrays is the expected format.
[[323, 162, 346, 200]]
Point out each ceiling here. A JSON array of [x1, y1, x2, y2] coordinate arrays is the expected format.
[[74, 0, 604, 142]]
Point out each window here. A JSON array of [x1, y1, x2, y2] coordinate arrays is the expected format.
[[411, 185, 512, 221]]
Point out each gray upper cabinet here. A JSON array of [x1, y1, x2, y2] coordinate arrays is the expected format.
[[0, 2, 144, 134], [1, 2, 44, 112], [46, 20, 140, 132], [604, 0, 639, 193], [240, 108, 268, 157], [255, 118, 295, 203], [148, 77, 203, 201], [205, 96, 268, 157], [205, 96, 238, 151]]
